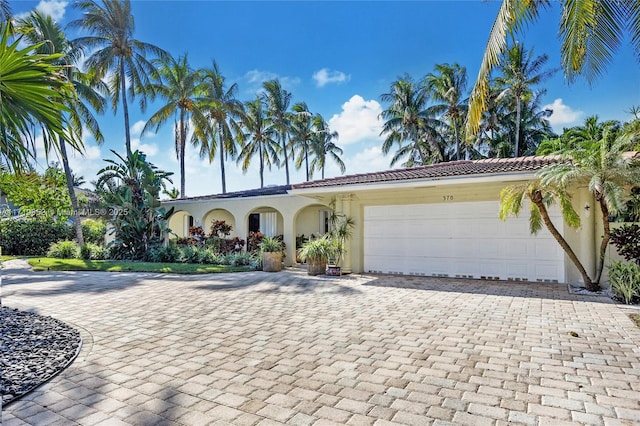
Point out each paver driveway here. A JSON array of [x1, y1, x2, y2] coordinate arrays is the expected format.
[[2, 259, 640, 426]]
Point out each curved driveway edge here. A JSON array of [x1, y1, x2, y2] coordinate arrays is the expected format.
[[2, 260, 640, 425]]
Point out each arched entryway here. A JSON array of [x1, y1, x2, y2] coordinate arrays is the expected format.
[[202, 208, 237, 237], [167, 210, 193, 239]]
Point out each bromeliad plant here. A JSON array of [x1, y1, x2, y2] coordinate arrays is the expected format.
[[95, 150, 174, 260]]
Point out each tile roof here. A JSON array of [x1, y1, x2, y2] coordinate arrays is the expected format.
[[168, 185, 291, 202], [291, 155, 563, 190]]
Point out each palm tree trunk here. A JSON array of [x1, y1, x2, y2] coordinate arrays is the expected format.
[[219, 128, 226, 194], [59, 139, 84, 246], [453, 119, 461, 160], [259, 144, 264, 189], [305, 146, 309, 181], [594, 196, 610, 285], [514, 97, 521, 157], [530, 189, 596, 290], [179, 110, 186, 198], [282, 133, 290, 185], [120, 59, 132, 155]]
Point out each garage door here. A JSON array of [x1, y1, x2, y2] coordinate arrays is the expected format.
[[363, 201, 565, 282]]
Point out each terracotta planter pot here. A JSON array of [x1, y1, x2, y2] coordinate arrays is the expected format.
[[262, 252, 282, 272], [307, 258, 327, 275]]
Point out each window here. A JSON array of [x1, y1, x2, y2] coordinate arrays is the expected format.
[[319, 210, 331, 234]]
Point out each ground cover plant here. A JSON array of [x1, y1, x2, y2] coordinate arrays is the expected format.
[[28, 258, 251, 274]]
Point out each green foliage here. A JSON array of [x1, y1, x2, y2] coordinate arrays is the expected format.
[[144, 242, 182, 263], [47, 240, 79, 259], [79, 243, 107, 260], [298, 236, 339, 263], [610, 224, 640, 264], [0, 220, 70, 255], [96, 150, 174, 260], [209, 219, 232, 238], [0, 167, 71, 222], [81, 219, 106, 245], [608, 261, 640, 304], [259, 236, 284, 253]]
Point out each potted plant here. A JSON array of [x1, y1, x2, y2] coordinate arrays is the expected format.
[[326, 204, 355, 276], [298, 236, 337, 275], [259, 236, 284, 272]]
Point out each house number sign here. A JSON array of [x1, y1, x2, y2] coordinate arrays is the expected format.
[[442, 195, 454, 201]]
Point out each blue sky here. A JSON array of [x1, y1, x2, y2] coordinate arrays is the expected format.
[[12, 0, 640, 197]]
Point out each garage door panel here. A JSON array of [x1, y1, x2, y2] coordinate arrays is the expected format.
[[364, 202, 564, 282]]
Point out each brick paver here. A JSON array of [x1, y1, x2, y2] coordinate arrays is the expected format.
[[2, 259, 640, 425]]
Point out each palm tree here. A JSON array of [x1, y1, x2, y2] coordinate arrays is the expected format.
[[290, 102, 314, 181], [70, 0, 167, 155], [538, 117, 640, 288], [380, 74, 444, 167], [142, 54, 203, 198], [310, 114, 344, 180], [425, 63, 468, 160], [0, 22, 75, 172], [262, 79, 293, 184], [493, 43, 556, 157], [1, 0, 11, 30], [237, 98, 280, 188], [17, 11, 107, 245], [467, 0, 640, 136], [192, 61, 243, 194]]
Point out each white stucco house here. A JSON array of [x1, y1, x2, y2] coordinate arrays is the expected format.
[[163, 155, 606, 285]]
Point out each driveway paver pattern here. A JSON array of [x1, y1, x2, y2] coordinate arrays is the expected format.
[[2, 259, 640, 425]]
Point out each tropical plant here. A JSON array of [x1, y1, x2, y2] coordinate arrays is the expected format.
[[493, 42, 556, 157], [380, 74, 444, 167], [0, 23, 75, 171], [0, 219, 71, 255], [237, 97, 280, 188], [17, 11, 108, 246], [95, 150, 174, 260], [70, 0, 168, 154], [499, 180, 595, 289], [467, 0, 640, 136], [162, 187, 180, 199], [309, 114, 344, 180], [538, 116, 640, 287], [425, 63, 468, 160], [326, 200, 355, 268], [47, 240, 79, 259], [259, 236, 284, 253], [262, 79, 293, 184], [298, 235, 338, 275], [192, 61, 243, 194], [143, 54, 203, 197], [608, 260, 640, 304], [610, 224, 640, 264]]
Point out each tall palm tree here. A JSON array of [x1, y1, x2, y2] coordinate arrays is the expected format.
[[262, 79, 293, 184], [290, 102, 314, 181], [237, 97, 280, 188], [310, 114, 344, 180], [380, 74, 444, 167], [0, 22, 75, 172], [493, 42, 555, 157], [539, 116, 640, 289], [17, 11, 107, 245], [467, 0, 640, 136], [192, 61, 243, 194], [1, 0, 11, 30], [425, 63, 468, 160], [142, 54, 203, 198], [70, 0, 167, 155]]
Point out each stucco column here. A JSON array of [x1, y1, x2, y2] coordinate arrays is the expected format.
[[338, 194, 354, 274], [281, 211, 296, 267]]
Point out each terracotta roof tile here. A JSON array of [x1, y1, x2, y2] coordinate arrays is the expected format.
[[291, 155, 563, 190]]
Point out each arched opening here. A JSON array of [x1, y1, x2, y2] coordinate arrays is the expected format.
[[202, 208, 236, 237], [245, 207, 284, 238], [167, 210, 193, 239], [293, 203, 332, 254]]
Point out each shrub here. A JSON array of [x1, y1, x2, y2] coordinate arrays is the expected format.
[[259, 236, 284, 253], [82, 219, 107, 245], [180, 245, 201, 264], [47, 240, 79, 259], [79, 243, 107, 260], [208, 219, 232, 238], [0, 220, 71, 255], [608, 260, 640, 304], [225, 251, 255, 267], [610, 224, 640, 264], [144, 242, 182, 263]]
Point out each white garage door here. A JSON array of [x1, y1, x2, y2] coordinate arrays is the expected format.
[[364, 201, 565, 282]]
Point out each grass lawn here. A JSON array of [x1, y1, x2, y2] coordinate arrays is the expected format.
[[28, 258, 253, 274], [2, 255, 36, 261]]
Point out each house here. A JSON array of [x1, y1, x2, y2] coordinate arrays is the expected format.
[[163, 156, 601, 285]]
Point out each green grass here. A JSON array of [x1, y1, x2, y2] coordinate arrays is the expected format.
[[28, 258, 253, 274], [2, 255, 36, 261]]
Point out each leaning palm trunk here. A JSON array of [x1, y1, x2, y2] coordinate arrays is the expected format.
[[59, 139, 84, 246], [594, 196, 611, 285], [530, 189, 597, 290]]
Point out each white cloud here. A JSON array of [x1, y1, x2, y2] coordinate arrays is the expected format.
[[542, 98, 584, 132], [312, 68, 350, 87], [342, 146, 391, 176], [131, 138, 158, 157], [35, 0, 68, 20], [243, 69, 301, 94], [328, 95, 384, 145]]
